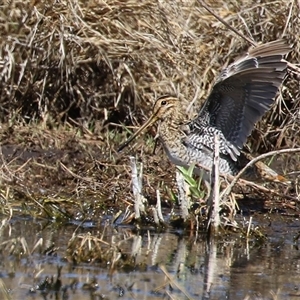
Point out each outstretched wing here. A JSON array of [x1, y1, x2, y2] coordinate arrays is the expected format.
[[194, 40, 291, 158]]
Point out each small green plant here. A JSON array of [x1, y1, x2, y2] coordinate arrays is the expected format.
[[177, 165, 206, 199]]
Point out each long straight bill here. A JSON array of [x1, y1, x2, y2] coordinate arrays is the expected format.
[[118, 114, 159, 152]]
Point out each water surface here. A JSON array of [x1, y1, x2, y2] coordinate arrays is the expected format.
[[0, 213, 299, 300]]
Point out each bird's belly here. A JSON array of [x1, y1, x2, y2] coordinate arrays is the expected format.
[[163, 143, 235, 178]]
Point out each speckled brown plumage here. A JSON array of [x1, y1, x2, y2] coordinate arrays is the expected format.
[[118, 40, 291, 181]]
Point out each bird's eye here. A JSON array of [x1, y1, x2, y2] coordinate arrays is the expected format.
[[161, 100, 167, 105]]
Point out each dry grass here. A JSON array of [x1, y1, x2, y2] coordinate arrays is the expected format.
[[0, 0, 299, 226], [0, 1, 299, 129], [0, 3, 299, 295]]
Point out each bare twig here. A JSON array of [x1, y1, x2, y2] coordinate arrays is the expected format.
[[198, 0, 257, 46], [158, 265, 195, 300], [222, 148, 300, 199], [207, 134, 221, 231], [156, 189, 165, 223], [130, 156, 146, 219]]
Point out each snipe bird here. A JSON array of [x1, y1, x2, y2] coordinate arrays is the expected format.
[[118, 40, 291, 181]]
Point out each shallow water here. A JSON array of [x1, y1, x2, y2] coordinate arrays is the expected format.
[[1, 213, 300, 300]]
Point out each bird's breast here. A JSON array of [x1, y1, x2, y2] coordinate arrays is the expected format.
[[159, 130, 237, 176]]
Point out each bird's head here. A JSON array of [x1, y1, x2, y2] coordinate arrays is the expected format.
[[118, 95, 180, 152], [151, 96, 180, 119]]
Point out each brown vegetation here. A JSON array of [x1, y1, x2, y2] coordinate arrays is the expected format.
[[0, 0, 299, 223], [1, 3, 300, 299]]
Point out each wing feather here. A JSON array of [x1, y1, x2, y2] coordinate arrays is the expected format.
[[192, 40, 291, 160]]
